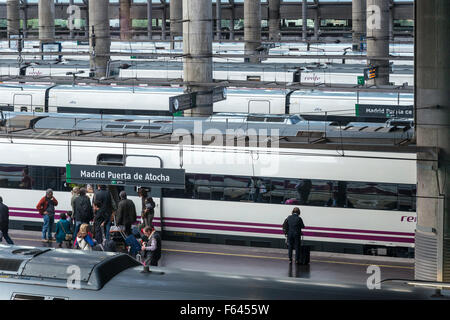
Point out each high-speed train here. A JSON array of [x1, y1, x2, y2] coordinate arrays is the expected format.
[[0, 39, 414, 65], [0, 123, 416, 257], [0, 245, 445, 300], [1, 60, 413, 86], [0, 83, 413, 117]]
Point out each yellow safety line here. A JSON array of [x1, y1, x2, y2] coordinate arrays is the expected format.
[[10, 237, 414, 270]]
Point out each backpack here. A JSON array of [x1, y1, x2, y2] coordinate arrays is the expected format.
[[282, 217, 289, 235]]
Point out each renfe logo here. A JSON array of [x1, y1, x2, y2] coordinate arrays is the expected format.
[[401, 216, 417, 223]]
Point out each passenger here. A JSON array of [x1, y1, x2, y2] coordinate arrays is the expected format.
[[116, 191, 137, 236], [74, 223, 95, 250], [93, 199, 109, 245], [283, 207, 305, 264], [142, 196, 156, 228], [73, 188, 93, 236], [124, 229, 142, 259], [93, 185, 116, 240], [70, 186, 80, 214], [138, 187, 148, 216], [55, 213, 72, 248], [141, 226, 162, 272], [36, 188, 58, 243], [20, 168, 33, 189], [0, 196, 14, 244]]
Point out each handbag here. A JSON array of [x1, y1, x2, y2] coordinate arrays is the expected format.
[[109, 215, 124, 233], [59, 221, 73, 241]]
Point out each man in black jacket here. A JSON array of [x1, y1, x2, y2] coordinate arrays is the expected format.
[[93, 185, 116, 240], [116, 191, 137, 236], [0, 197, 14, 244], [283, 207, 305, 264], [93, 199, 109, 244], [73, 188, 93, 235]]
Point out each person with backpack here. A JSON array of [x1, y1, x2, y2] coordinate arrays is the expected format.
[[283, 207, 306, 264], [73, 187, 93, 236], [74, 223, 96, 250], [36, 189, 58, 243], [116, 191, 137, 236], [55, 213, 72, 248]]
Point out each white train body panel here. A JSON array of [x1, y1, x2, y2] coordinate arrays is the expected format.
[[0, 137, 417, 248], [0, 84, 413, 117]]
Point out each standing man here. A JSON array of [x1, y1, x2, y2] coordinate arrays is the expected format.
[[116, 191, 137, 236], [73, 187, 93, 236], [283, 207, 305, 264], [36, 189, 58, 243], [93, 199, 109, 245], [93, 185, 116, 240], [0, 197, 14, 244], [141, 226, 162, 272]]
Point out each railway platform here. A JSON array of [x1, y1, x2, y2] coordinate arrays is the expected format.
[[6, 229, 414, 287]]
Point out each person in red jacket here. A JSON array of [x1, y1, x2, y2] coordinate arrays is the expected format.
[[36, 189, 58, 243]]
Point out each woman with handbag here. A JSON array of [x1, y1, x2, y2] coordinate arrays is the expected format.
[[55, 213, 72, 248]]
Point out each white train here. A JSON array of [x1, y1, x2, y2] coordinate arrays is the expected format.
[[6, 62, 413, 86], [0, 134, 416, 257], [0, 84, 413, 117]]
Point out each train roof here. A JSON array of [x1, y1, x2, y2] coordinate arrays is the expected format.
[[0, 245, 140, 290], [0, 245, 447, 300]]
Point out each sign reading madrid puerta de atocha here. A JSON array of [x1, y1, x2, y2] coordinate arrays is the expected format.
[[66, 164, 185, 189]]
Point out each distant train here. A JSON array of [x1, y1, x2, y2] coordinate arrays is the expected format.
[[0, 246, 443, 300], [0, 127, 416, 256], [0, 84, 413, 117]]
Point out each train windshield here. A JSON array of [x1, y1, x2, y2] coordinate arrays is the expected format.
[[289, 115, 301, 124]]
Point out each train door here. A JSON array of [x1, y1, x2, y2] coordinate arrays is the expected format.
[[248, 100, 271, 114], [126, 156, 162, 227], [13, 94, 33, 112]]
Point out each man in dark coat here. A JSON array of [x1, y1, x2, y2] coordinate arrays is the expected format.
[[93, 199, 109, 245], [0, 197, 14, 244], [93, 185, 116, 240], [283, 207, 305, 264], [73, 187, 93, 235], [115, 191, 137, 236]]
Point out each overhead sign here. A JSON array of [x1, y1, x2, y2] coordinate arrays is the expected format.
[[212, 87, 226, 103], [364, 66, 378, 80], [355, 104, 413, 118], [66, 164, 185, 189], [169, 92, 196, 114], [41, 42, 62, 61]]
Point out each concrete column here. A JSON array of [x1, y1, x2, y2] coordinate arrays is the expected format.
[[162, 4, 167, 40], [352, 0, 366, 51], [302, 0, 307, 41], [244, 0, 261, 63], [366, 0, 390, 85], [389, 3, 394, 42], [147, 0, 152, 39], [314, 9, 320, 40], [23, 0, 28, 38], [170, 0, 182, 47], [183, 0, 213, 116], [120, 0, 132, 40], [89, 0, 110, 78], [215, 0, 222, 40], [415, 0, 450, 282], [38, 0, 55, 44], [268, 0, 280, 41], [7, 0, 20, 38], [230, 5, 235, 40]]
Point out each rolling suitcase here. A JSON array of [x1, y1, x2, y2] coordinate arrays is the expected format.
[[299, 245, 310, 265]]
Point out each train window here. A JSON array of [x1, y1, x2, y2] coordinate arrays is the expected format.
[[195, 174, 211, 200], [210, 175, 224, 200], [266, 117, 284, 123], [12, 293, 68, 300], [247, 116, 266, 122], [12, 293, 45, 300], [398, 184, 415, 211]]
